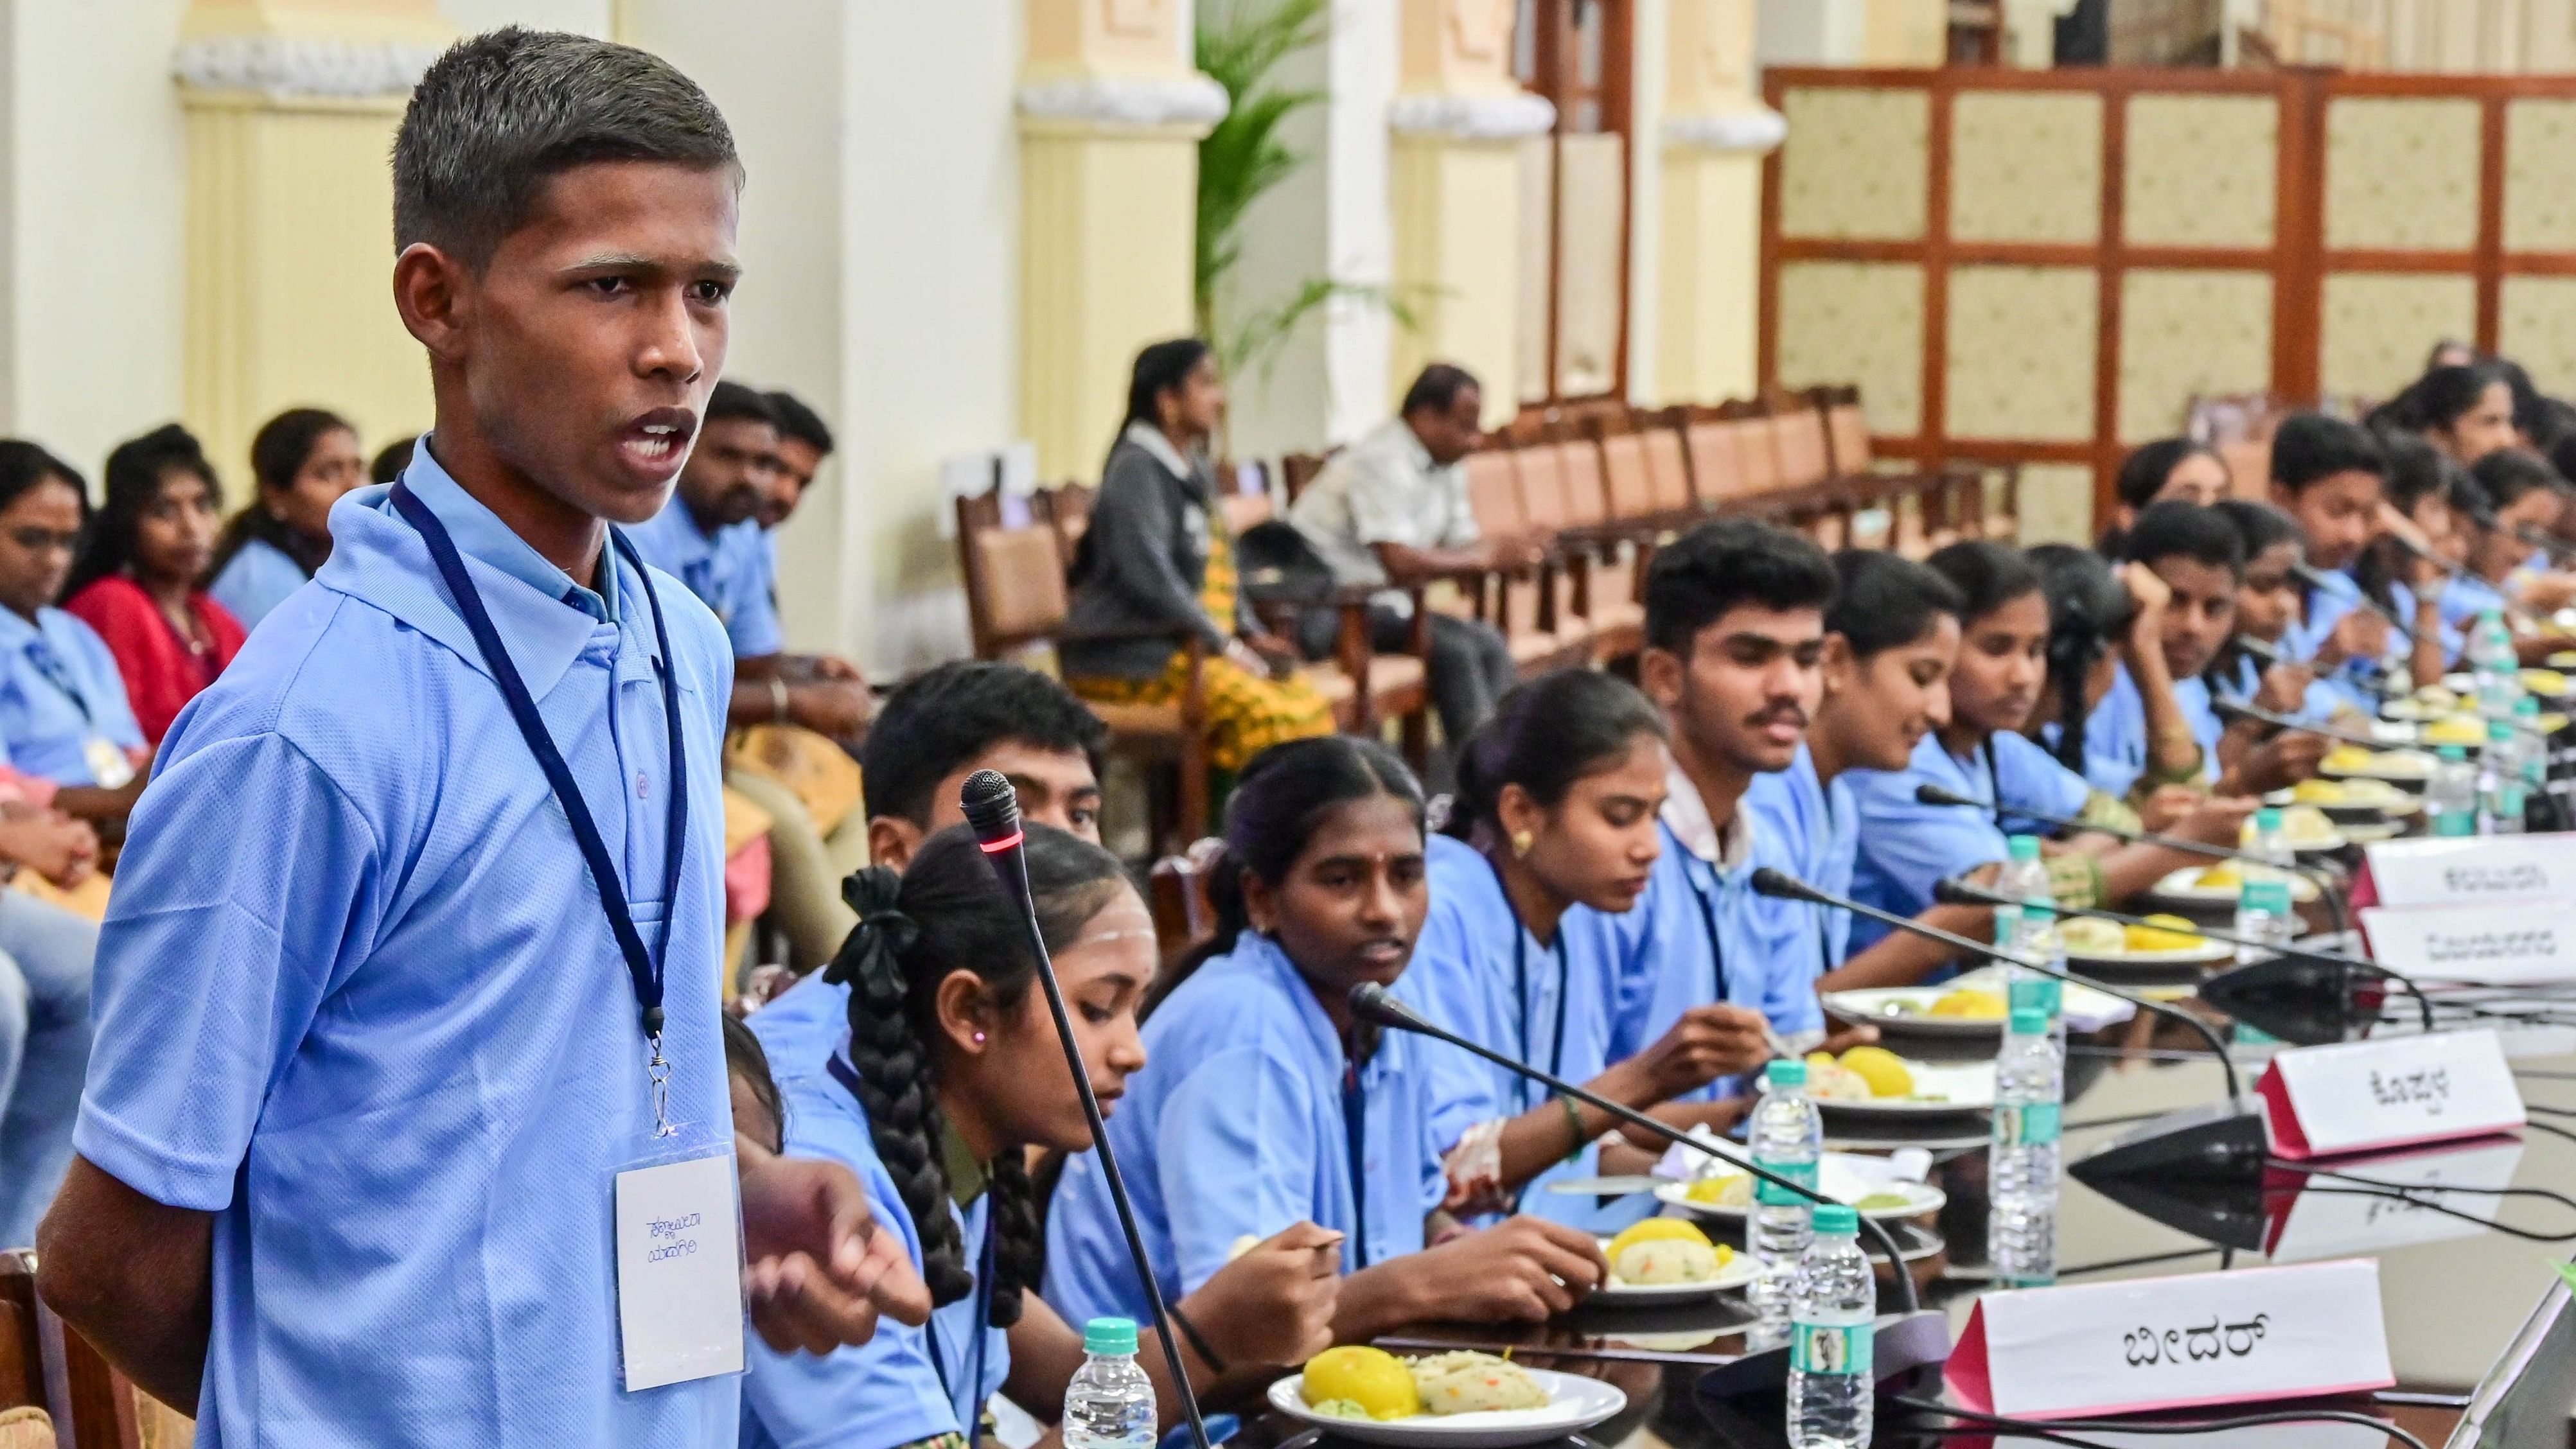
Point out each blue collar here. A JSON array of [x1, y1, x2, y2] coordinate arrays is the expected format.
[[400, 438, 618, 625], [1242, 932, 1372, 1076]]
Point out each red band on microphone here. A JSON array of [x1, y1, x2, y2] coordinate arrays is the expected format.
[[978, 830, 1024, 854]]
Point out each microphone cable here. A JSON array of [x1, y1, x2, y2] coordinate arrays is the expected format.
[[1887, 1398, 2430, 1449]]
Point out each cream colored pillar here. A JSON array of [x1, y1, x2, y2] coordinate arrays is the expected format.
[[1655, 0, 1780, 406], [1387, 0, 1551, 426], [175, 0, 449, 482], [1018, 0, 1226, 482]]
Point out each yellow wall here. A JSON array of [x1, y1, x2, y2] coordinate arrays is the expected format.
[[1388, 136, 1524, 426]]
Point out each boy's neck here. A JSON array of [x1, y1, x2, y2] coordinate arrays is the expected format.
[[1936, 721, 1987, 759], [1668, 729, 1751, 840], [423, 428, 606, 590]]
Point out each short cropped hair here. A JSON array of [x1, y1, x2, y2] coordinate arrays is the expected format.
[[393, 28, 739, 268], [861, 662, 1109, 827], [1643, 518, 1837, 656], [766, 391, 834, 457], [1828, 549, 1963, 658], [705, 380, 777, 430], [2121, 500, 2246, 580], [1400, 364, 1480, 418], [2270, 412, 2387, 493]]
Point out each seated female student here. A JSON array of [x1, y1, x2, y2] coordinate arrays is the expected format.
[[2373, 360, 2519, 467], [1060, 339, 1333, 777], [0, 441, 147, 827], [2101, 437, 2230, 547], [208, 408, 365, 631], [1829, 547, 2245, 990], [1404, 669, 1769, 1229], [2208, 499, 2343, 728], [2025, 546, 2230, 834], [743, 825, 1341, 1449], [2442, 448, 2576, 662], [1046, 736, 1610, 1337], [62, 424, 247, 746]]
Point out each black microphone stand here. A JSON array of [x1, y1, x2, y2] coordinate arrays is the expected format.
[[2292, 559, 2416, 649], [1344, 981, 1921, 1315], [1747, 868, 2243, 1104], [958, 771, 1213, 1449]]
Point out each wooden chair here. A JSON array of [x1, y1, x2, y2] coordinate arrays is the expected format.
[[1681, 412, 1749, 510], [1280, 452, 1330, 505], [1508, 445, 1600, 663], [1463, 450, 1587, 677], [1551, 437, 1645, 658], [1145, 836, 1226, 977], [1, 1251, 172, 1449], [955, 487, 1211, 849], [1768, 396, 1833, 493]]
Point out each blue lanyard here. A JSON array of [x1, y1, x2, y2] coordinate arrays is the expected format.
[[23, 640, 91, 724], [829, 1055, 992, 1432], [1342, 1058, 1370, 1270], [389, 483, 686, 1041], [1663, 821, 1730, 1005], [1482, 852, 1568, 1112]]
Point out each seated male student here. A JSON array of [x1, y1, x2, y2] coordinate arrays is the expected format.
[[748, 659, 1106, 1082], [2268, 414, 2404, 703], [629, 378, 872, 738], [1287, 363, 1526, 753], [2111, 502, 2327, 796], [760, 389, 831, 539]]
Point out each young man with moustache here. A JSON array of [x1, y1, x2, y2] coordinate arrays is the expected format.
[[37, 30, 925, 1445]]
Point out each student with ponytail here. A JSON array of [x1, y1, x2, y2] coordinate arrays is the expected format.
[[1402, 669, 1769, 1230], [1047, 736, 1611, 1337], [744, 826, 1339, 1448]]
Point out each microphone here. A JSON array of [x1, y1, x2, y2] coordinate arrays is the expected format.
[[1344, 981, 1923, 1315], [2232, 633, 2288, 667], [2519, 523, 2576, 563], [2391, 527, 2469, 582], [1927, 877, 2433, 1041], [2291, 560, 2416, 645], [960, 772, 1214, 1449], [2209, 696, 2383, 748]]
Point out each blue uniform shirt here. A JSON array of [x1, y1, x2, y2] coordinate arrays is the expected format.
[[2289, 568, 2414, 709], [207, 536, 312, 631], [0, 602, 144, 786], [1845, 731, 2092, 951], [72, 452, 737, 1448], [1042, 932, 1447, 1327], [742, 1057, 1006, 1449], [630, 497, 783, 658], [1398, 834, 1636, 1228], [1742, 744, 1857, 970], [2439, 572, 2512, 638], [2070, 662, 2218, 800], [748, 968, 852, 1084]]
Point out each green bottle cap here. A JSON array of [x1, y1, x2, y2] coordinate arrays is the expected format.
[[2008, 977, 2061, 1016], [1812, 1204, 1860, 1234], [2492, 719, 2518, 742], [1992, 902, 2023, 945], [1767, 1058, 1808, 1089], [2007, 834, 2042, 862], [1084, 1317, 1139, 1355], [2516, 695, 2541, 718], [2439, 744, 2468, 762], [2254, 807, 2283, 833], [2009, 1006, 2051, 1036]]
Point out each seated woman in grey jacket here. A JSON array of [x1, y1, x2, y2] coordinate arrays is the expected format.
[[1060, 338, 1334, 774]]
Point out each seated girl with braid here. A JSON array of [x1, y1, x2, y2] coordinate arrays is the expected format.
[[740, 825, 1341, 1449]]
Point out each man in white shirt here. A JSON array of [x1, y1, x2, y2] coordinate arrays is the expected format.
[[1288, 364, 1524, 747]]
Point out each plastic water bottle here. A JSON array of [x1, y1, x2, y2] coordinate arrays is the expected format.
[[1994, 834, 2050, 913], [2234, 877, 2294, 968], [1988, 1006, 2063, 1289], [1787, 1204, 1875, 1449], [2009, 974, 2065, 1047], [1065, 1318, 1155, 1449], [2485, 719, 2528, 834], [2243, 805, 2294, 878], [2473, 611, 2522, 716], [2428, 744, 2480, 837], [1749, 1058, 1824, 1347]]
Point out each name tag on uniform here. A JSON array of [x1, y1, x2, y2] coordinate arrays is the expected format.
[[82, 736, 133, 790], [2258, 1029, 2523, 1159], [613, 1150, 745, 1391]]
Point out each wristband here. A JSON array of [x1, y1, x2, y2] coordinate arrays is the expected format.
[[1555, 1094, 1587, 1164], [1167, 1303, 1228, 1377]]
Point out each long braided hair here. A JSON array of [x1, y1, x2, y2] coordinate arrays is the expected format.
[[825, 823, 1129, 1327], [2026, 544, 2133, 775]]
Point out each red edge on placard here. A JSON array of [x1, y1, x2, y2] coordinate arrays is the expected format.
[[2257, 1062, 2310, 1157], [1943, 1299, 1994, 1414], [2258, 1057, 2525, 1161]]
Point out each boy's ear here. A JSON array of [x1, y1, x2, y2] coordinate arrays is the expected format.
[[392, 242, 474, 363]]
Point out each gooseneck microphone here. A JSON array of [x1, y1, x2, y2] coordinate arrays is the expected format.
[[1747, 868, 2243, 1104], [1345, 981, 1923, 1315], [2519, 523, 2576, 563], [1927, 877, 2433, 1037], [2290, 560, 2418, 653], [2232, 633, 2288, 668], [960, 772, 1213, 1449], [2208, 696, 2385, 748]]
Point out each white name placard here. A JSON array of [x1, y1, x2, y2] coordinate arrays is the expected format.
[[2361, 900, 2576, 985], [2363, 834, 2576, 908], [2264, 1136, 2524, 1261], [2257, 1028, 2524, 1159], [1945, 1260, 2394, 1419]]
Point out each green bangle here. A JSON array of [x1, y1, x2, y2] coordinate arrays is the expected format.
[[1556, 1094, 1587, 1164]]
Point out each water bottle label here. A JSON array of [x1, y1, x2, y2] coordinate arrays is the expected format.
[[2433, 809, 2478, 838], [1996, 1101, 2060, 1146], [1753, 1159, 1817, 1207], [2239, 881, 2291, 916], [1790, 1319, 1874, 1377]]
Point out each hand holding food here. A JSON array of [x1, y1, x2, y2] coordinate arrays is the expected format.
[[1405, 1216, 1605, 1322], [1183, 1221, 1343, 1370]]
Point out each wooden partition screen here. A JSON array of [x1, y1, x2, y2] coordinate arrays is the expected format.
[[1758, 66, 2576, 532]]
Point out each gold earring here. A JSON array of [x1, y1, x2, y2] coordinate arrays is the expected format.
[[1510, 829, 1535, 858]]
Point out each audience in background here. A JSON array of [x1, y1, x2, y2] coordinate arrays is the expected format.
[[2102, 437, 2230, 545], [1061, 339, 1333, 775], [0, 853, 103, 1251], [209, 408, 366, 631], [2339, 431, 2462, 692], [2271, 414, 2398, 693], [367, 435, 415, 486], [762, 388, 833, 534], [0, 443, 146, 827], [1287, 364, 1523, 755], [2444, 448, 2572, 642], [64, 425, 246, 744], [2209, 498, 2334, 728], [750, 660, 1107, 1072], [2375, 360, 2519, 465]]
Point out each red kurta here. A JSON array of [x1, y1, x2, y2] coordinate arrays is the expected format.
[[62, 575, 247, 744]]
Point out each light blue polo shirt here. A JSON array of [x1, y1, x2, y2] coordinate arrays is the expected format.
[[2439, 573, 2512, 640], [208, 536, 313, 631], [1042, 931, 1448, 1327], [1398, 834, 1636, 1229], [2289, 568, 2413, 710], [630, 496, 783, 659], [71, 453, 738, 1448], [1845, 730, 2092, 951], [0, 602, 145, 786], [742, 1055, 1006, 1449], [1742, 744, 1857, 970], [747, 968, 852, 1084]]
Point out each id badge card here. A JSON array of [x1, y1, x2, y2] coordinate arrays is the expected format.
[[613, 1135, 746, 1391], [82, 735, 133, 790]]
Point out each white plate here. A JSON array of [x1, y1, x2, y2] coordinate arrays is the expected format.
[[2147, 866, 2323, 904], [1652, 1173, 1947, 1224], [1811, 1058, 1995, 1116], [2321, 752, 2440, 780], [2343, 820, 2405, 843], [1822, 987, 2011, 1037], [2060, 937, 2236, 967], [1590, 1239, 1760, 1301], [1268, 1365, 1627, 1447]]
